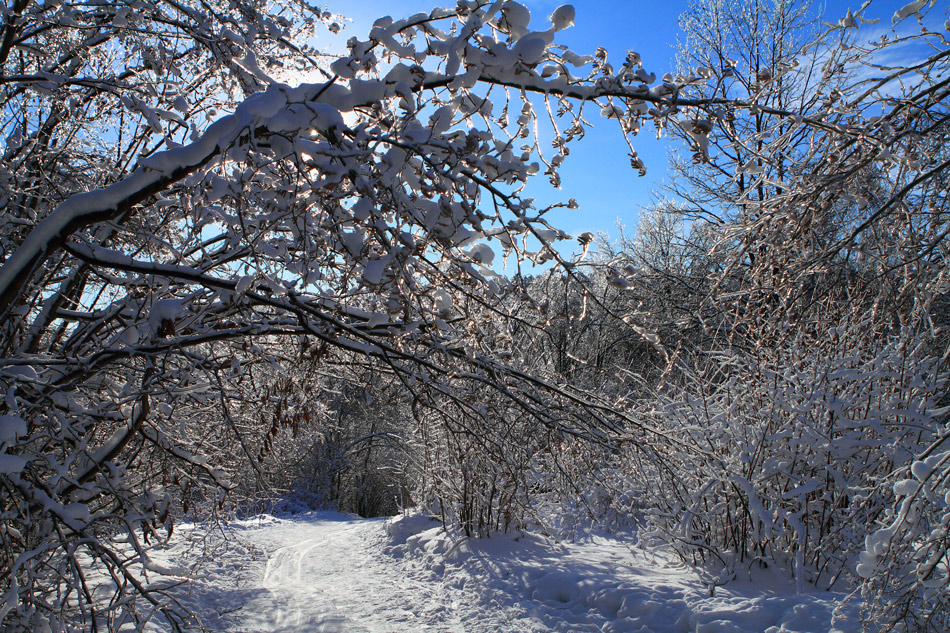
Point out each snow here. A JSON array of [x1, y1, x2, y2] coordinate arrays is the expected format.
[[501, 1, 531, 37], [0, 365, 37, 382], [432, 288, 453, 312], [148, 298, 186, 333], [362, 259, 388, 285], [513, 36, 548, 65], [0, 414, 27, 447], [892, 0, 927, 23], [145, 511, 865, 633], [0, 453, 26, 474], [911, 459, 934, 481], [466, 242, 495, 265], [549, 5, 575, 32], [242, 88, 288, 119]]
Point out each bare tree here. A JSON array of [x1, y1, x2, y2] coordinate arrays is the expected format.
[[0, 1, 742, 629], [666, 0, 829, 222]]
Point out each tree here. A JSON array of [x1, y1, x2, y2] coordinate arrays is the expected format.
[[603, 0, 950, 626], [664, 0, 837, 223], [0, 1, 739, 629]]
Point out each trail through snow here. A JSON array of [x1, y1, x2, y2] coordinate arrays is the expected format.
[[170, 514, 465, 632], [154, 511, 866, 633]]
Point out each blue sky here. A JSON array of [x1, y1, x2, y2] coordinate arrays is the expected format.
[[318, 0, 688, 244], [317, 0, 920, 250]]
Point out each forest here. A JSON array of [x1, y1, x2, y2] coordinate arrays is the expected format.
[[0, 0, 948, 630]]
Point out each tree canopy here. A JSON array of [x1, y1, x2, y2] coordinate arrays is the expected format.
[[1, 0, 949, 631]]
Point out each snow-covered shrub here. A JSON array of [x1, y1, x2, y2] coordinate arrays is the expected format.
[[639, 323, 942, 594], [857, 430, 950, 632], [522, 440, 651, 541], [598, 2, 950, 624], [414, 385, 559, 537]]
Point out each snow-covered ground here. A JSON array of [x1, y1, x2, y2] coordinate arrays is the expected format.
[[151, 511, 866, 632]]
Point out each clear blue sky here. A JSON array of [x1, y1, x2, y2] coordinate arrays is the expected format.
[[318, 0, 908, 249], [318, 0, 686, 244]]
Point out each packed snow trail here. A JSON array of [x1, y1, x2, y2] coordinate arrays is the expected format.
[[240, 515, 491, 632], [156, 511, 865, 632], [174, 514, 470, 632]]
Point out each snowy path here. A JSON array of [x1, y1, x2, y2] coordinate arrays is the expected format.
[[157, 512, 866, 633], [180, 514, 470, 632]]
